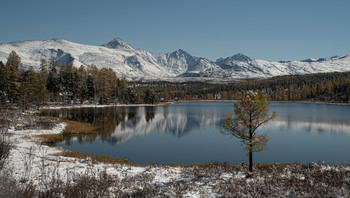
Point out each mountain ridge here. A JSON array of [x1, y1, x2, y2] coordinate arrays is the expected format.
[[0, 38, 349, 81]]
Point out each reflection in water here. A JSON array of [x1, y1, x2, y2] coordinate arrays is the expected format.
[[268, 118, 350, 136], [128, 107, 138, 126], [41, 102, 350, 164], [145, 106, 155, 123], [41, 103, 350, 148], [264, 105, 350, 137], [42, 106, 225, 146], [108, 107, 224, 146]]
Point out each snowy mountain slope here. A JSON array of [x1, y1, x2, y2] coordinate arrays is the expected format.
[[216, 53, 350, 78], [0, 38, 349, 80], [0, 38, 172, 80], [153, 49, 223, 77]]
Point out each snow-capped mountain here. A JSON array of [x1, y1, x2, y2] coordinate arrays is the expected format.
[[0, 38, 349, 81]]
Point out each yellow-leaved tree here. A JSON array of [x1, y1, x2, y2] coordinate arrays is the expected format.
[[222, 91, 276, 173]]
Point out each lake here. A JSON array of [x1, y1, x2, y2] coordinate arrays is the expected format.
[[42, 102, 350, 165]]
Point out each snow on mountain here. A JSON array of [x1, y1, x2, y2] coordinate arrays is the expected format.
[[217, 53, 350, 79], [0, 38, 170, 80], [153, 49, 223, 77], [102, 38, 134, 51], [0, 38, 349, 81]]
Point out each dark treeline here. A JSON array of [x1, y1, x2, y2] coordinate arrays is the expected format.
[[0, 51, 156, 110], [224, 72, 350, 103], [134, 72, 350, 103], [1, 51, 350, 110]]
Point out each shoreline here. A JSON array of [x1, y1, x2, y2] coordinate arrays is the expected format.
[[35, 99, 350, 167], [38, 99, 350, 111], [39, 102, 171, 110], [2, 105, 350, 197]]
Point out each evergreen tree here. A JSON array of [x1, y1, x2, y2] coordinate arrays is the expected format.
[[87, 64, 99, 103], [143, 89, 155, 104], [6, 51, 22, 104], [0, 61, 8, 104], [33, 72, 48, 109], [59, 63, 75, 103], [18, 67, 36, 111], [40, 58, 49, 81], [86, 75, 95, 102], [125, 88, 137, 104], [76, 65, 88, 103], [119, 75, 127, 103], [6, 51, 23, 71], [47, 66, 60, 101], [49, 56, 58, 69]]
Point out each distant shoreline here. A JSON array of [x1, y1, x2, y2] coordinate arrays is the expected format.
[[38, 99, 350, 111]]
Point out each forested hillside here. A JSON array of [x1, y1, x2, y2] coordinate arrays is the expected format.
[[1, 51, 349, 110], [0, 51, 155, 110], [135, 72, 350, 103]]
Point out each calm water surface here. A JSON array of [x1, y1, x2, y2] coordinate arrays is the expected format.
[[43, 102, 350, 165]]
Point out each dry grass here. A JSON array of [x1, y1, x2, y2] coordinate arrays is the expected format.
[[38, 115, 137, 165], [0, 131, 12, 170], [57, 150, 135, 166], [162, 102, 170, 106], [37, 134, 64, 145], [42, 116, 97, 134], [62, 120, 97, 134], [39, 116, 98, 145]]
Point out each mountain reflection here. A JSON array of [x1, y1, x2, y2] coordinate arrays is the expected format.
[[41, 106, 225, 146], [266, 117, 350, 136], [107, 106, 225, 146], [41, 103, 350, 147]]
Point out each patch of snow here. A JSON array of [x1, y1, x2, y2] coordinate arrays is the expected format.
[[5, 116, 223, 196]]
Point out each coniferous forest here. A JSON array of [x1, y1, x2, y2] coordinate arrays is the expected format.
[[1, 50, 350, 111], [0, 51, 156, 110], [133, 71, 350, 104]]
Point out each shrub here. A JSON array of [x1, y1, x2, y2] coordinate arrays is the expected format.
[[0, 129, 12, 169]]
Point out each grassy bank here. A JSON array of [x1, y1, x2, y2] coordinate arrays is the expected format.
[[37, 116, 98, 146]]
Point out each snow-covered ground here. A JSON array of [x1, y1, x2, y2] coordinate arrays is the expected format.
[[3, 107, 350, 197], [5, 111, 238, 197], [8, 123, 181, 193]]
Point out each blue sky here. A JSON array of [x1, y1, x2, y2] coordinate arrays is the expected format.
[[1, 0, 349, 61]]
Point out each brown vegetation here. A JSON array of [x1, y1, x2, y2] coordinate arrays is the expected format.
[[38, 116, 98, 145], [43, 116, 97, 134], [56, 150, 135, 166]]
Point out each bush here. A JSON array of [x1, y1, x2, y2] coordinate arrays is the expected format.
[[0, 129, 12, 170]]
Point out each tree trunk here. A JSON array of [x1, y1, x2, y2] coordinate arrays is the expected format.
[[249, 126, 253, 172], [249, 141, 253, 172]]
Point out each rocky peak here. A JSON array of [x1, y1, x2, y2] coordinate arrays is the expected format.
[[102, 38, 134, 51]]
